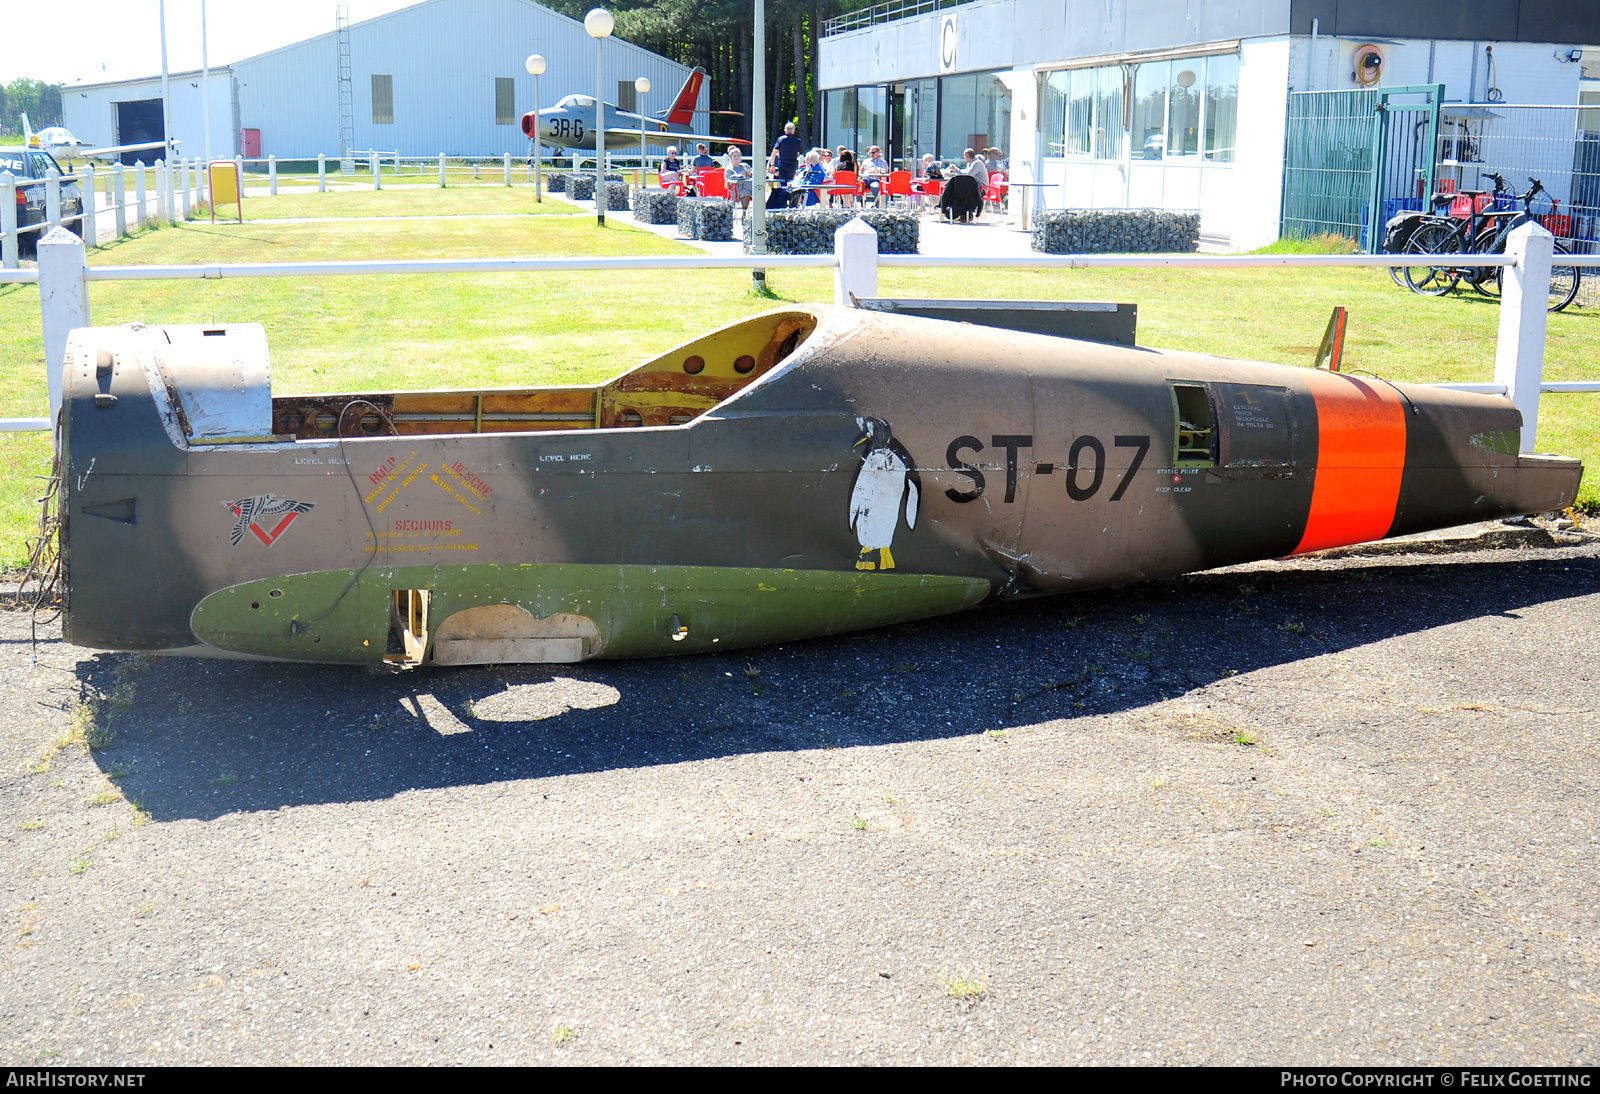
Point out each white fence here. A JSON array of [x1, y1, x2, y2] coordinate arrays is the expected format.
[[0, 219, 1594, 453], [241, 151, 661, 194], [2, 158, 209, 268]]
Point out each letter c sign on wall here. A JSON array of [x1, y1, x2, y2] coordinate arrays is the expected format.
[[939, 13, 958, 74]]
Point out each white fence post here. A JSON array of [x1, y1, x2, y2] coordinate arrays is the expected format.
[[439, 153, 446, 188], [38, 227, 89, 434], [45, 169, 61, 228], [177, 160, 190, 219], [1494, 221, 1555, 453], [318, 153, 327, 192], [0, 172, 17, 269], [82, 164, 97, 245], [503, 153, 511, 186], [154, 159, 167, 223], [268, 154, 278, 195], [371, 152, 380, 191], [135, 163, 147, 227], [113, 164, 127, 238], [234, 155, 243, 201], [167, 157, 177, 225], [834, 216, 879, 305]]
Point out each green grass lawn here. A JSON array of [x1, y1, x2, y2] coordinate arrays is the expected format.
[[229, 185, 573, 220], [0, 187, 1594, 567]]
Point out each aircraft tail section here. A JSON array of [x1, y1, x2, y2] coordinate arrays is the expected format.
[[663, 67, 706, 127], [21, 112, 33, 146]]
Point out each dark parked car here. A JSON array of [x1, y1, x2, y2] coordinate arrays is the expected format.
[[1, 146, 86, 255]]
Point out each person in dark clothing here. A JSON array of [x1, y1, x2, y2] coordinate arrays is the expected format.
[[767, 121, 804, 208]]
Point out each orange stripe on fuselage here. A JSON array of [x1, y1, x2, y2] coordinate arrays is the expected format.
[[1292, 372, 1408, 554]]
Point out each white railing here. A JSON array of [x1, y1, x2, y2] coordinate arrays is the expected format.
[[2, 157, 208, 267], [5, 220, 1595, 456]]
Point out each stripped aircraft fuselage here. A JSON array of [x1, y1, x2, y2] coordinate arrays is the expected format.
[[58, 305, 1582, 665]]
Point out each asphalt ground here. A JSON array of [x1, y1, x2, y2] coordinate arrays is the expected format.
[[1, 539, 1597, 1065]]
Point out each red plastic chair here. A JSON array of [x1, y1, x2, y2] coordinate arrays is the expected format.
[[829, 170, 858, 206], [983, 170, 1008, 207], [697, 168, 729, 200], [883, 170, 913, 207]]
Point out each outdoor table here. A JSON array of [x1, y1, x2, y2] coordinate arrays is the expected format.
[[1004, 181, 1054, 231]]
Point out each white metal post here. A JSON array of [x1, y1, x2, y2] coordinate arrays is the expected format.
[[0, 172, 17, 269], [82, 164, 96, 245], [45, 169, 61, 228], [318, 153, 327, 192], [439, 153, 446, 188], [135, 163, 147, 227], [751, 0, 767, 287], [372, 152, 380, 190], [113, 164, 126, 238], [503, 153, 511, 186], [38, 227, 90, 433], [533, 72, 541, 201], [269, 154, 278, 195], [1494, 221, 1555, 453], [834, 217, 878, 304]]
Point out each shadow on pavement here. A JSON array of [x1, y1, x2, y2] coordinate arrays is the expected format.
[[83, 553, 1599, 821]]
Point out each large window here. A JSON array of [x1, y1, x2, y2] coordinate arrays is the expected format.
[[1132, 61, 1168, 160], [1204, 54, 1239, 162], [825, 87, 858, 153], [939, 72, 1011, 161], [855, 85, 888, 153], [1041, 51, 1239, 165], [1093, 66, 1123, 161], [1168, 64, 1201, 157], [495, 78, 516, 125], [1044, 70, 1069, 157], [372, 74, 393, 125]]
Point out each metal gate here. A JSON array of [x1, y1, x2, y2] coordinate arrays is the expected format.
[[1281, 85, 1442, 251]]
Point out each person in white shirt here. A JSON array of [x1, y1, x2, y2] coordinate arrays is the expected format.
[[963, 147, 989, 188]]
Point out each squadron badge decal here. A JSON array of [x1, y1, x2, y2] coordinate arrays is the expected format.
[[848, 416, 920, 571], [223, 494, 315, 547]]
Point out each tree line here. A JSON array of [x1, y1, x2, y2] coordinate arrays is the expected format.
[[542, 0, 865, 151], [0, 78, 64, 139]]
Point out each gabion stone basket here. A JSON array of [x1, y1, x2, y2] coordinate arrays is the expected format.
[[745, 209, 919, 255], [1031, 210, 1200, 254], [633, 188, 679, 225], [678, 198, 734, 242]]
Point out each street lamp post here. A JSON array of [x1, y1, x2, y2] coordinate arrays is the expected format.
[[585, 8, 615, 227], [525, 53, 545, 202], [635, 76, 650, 188]]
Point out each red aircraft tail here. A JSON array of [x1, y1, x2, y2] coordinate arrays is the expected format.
[[664, 67, 706, 127]]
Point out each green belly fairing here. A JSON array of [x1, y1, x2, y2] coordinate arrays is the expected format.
[[190, 564, 993, 663]]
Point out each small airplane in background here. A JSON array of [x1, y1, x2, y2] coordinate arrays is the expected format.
[[21, 112, 86, 154], [22, 111, 174, 164], [522, 66, 750, 153]]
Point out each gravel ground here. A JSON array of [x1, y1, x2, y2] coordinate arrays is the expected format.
[[1, 540, 1597, 1065]]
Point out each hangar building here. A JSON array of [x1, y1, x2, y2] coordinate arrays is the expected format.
[[818, 0, 1600, 249], [62, 0, 700, 163]]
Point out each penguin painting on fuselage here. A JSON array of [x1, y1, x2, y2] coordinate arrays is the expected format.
[[848, 416, 920, 571]]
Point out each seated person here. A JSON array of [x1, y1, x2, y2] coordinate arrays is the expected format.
[[962, 147, 989, 188], [724, 145, 754, 209], [660, 146, 683, 187], [833, 148, 857, 208], [920, 153, 943, 181], [797, 150, 827, 206], [860, 145, 889, 198], [984, 147, 1008, 174], [691, 142, 716, 170]]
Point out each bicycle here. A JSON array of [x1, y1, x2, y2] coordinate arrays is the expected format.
[[1400, 173, 1518, 297], [1404, 175, 1581, 312]]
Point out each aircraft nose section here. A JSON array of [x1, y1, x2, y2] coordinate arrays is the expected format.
[[521, 112, 537, 137]]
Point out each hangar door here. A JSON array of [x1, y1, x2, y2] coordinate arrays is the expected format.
[[114, 99, 164, 165]]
